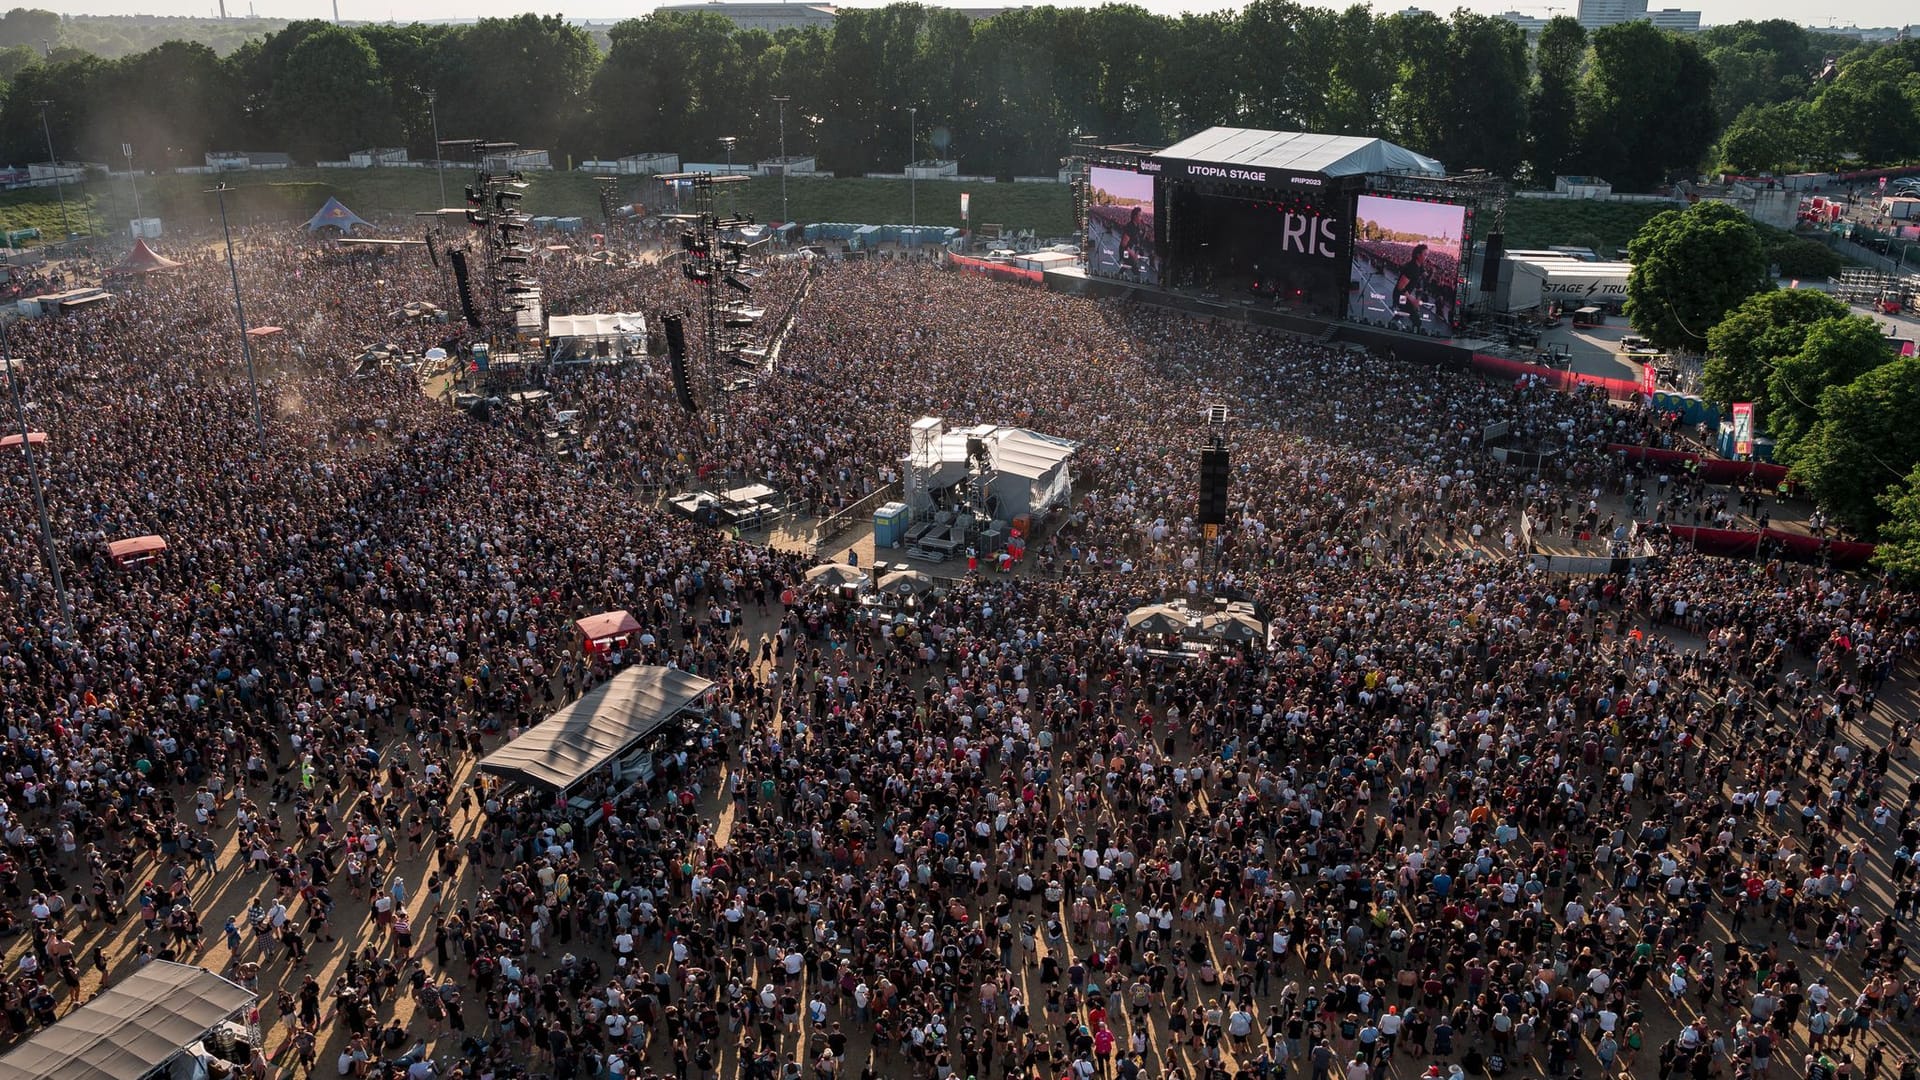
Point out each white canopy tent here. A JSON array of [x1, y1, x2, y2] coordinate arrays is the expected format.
[[0, 962, 255, 1080]]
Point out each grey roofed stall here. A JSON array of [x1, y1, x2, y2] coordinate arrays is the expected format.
[[1154, 127, 1444, 178], [0, 962, 255, 1080], [479, 665, 715, 793]]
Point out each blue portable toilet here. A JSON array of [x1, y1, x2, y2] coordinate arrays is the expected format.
[[873, 502, 909, 548]]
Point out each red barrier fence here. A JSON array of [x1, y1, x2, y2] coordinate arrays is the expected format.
[[1471, 353, 1644, 400], [948, 253, 1044, 285], [1605, 444, 1791, 487], [1659, 524, 1877, 568]]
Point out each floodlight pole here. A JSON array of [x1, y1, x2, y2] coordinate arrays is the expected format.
[[908, 106, 918, 229], [427, 90, 446, 209], [122, 143, 143, 228], [209, 184, 267, 451], [1, 319, 71, 630], [772, 95, 790, 225], [33, 101, 70, 240]]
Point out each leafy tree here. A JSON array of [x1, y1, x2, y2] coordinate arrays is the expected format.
[[1873, 464, 1920, 582], [1768, 315, 1898, 455], [265, 25, 393, 160], [591, 13, 742, 166], [1163, 12, 1240, 137], [1699, 19, 1820, 127], [1768, 237, 1842, 280], [1239, 0, 1336, 132], [0, 8, 59, 51], [1812, 51, 1920, 165], [91, 41, 242, 164], [0, 42, 34, 83], [1787, 354, 1920, 535], [1578, 22, 1717, 188], [0, 53, 104, 166], [1527, 16, 1584, 185], [1715, 101, 1815, 174], [442, 16, 597, 156], [1381, 10, 1450, 156], [1322, 5, 1389, 136], [1438, 12, 1528, 176], [1701, 287, 1846, 410], [1624, 202, 1768, 353]]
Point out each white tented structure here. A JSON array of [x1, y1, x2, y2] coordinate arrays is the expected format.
[[904, 417, 1076, 525]]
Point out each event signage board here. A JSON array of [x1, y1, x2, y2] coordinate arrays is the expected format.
[[1151, 157, 1330, 191], [1732, 402, 1755, 457]]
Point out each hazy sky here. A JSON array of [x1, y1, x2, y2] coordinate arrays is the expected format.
[[47, 0, 1910, 35]]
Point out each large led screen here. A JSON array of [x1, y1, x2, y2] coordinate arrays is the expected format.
[[1347, 195, 1467, 335], [1087, 167, 1160, 285]]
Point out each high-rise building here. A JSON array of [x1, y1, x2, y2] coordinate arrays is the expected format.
[[1648, 8, 1702, 30], [1496, 10, 1551, 35], [1577, 0, 1700, 31]]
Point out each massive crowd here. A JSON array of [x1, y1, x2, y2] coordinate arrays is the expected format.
[[0, 233, 1913, 1080]]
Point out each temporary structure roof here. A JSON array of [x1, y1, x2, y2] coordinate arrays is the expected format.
[[479, 665, 713, 792], [305, 197, 370, 233], [112, 239, 180, 276], [575, 610, 642, 642], [1155, 127, 1444, 179], [0, 961, 254, 1080], [989, 428, 1077, 481], [107, 535, 168, 563], [547, 312, 647, 339]]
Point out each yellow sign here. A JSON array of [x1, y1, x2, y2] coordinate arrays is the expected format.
[[1203, 524, 1219, 540]]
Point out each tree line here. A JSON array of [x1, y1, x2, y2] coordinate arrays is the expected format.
[[1624, 202, 1920, 571], [0, 5, 1910, 190]]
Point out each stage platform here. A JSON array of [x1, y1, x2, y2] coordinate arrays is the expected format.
[[1042, 265, 1480, 366]]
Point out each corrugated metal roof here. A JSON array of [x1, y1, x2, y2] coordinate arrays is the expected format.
[[1154, 127, 1444, 178]]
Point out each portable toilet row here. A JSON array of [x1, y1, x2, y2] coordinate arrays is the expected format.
[[530, 216, 557, 229], [555, 217, 585, 232], [1650, 391, 1719, 429], [802, 222, 864, 243]]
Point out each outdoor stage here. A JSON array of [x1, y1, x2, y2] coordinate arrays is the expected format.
[[1041, 264, 1479, 366], [1070, 126, 1510, 365]]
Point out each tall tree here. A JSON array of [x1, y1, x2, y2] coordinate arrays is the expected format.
[[1812, 51, 1920, 165], [1624, 202, 1769, 353], [1786, 353, 1920, 535], [1578, 22, 1716, 188], [591, 13, 741, 164], [1714, 101, 1817, 174], [1767, 315, 1899, 455], [1527, 16, 1585, 185], [1238, 0, 1335, 133], [1701, 288, 1847, 412], [1439, 12, 1528, 176], [441, 16, 597, 157], [1699, 19, 1819, 127], [265, 25, 393, 159], [1873, 463, 1920, 581], [1381, 10, 1450, 156]]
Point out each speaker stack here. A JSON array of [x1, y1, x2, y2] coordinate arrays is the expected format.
[[662, 313, 695, 413], [1198, 445, 1230, 527]]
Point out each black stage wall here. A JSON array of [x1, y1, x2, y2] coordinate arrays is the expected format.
[[1043, 267, 1473, 368]]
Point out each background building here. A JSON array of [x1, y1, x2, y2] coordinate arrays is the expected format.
[[1576, 0, 1701, 31]]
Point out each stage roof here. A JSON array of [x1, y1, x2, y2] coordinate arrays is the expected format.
[[479, 665, 713, 792], [0, 962, 254, 1080], [1154, 127, 1444, 179]]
